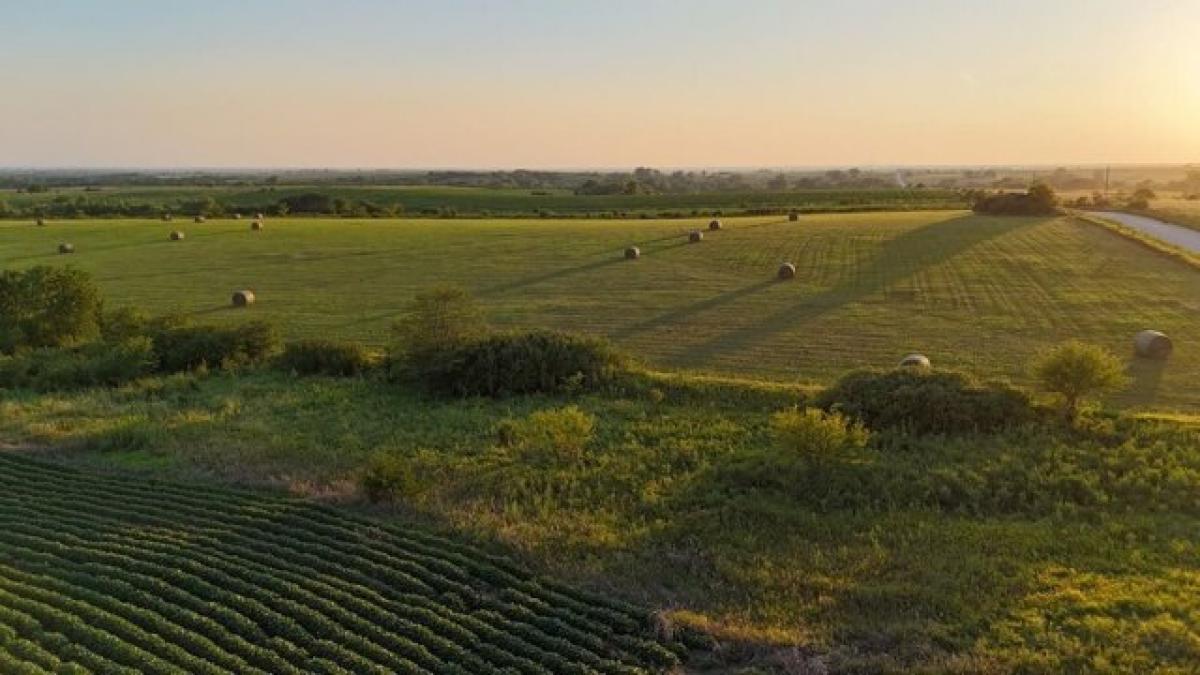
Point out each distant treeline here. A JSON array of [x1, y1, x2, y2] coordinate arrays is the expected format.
[[0, 185, 967, 219]]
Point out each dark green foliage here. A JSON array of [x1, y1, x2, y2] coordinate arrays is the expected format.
[[278, 339, 372, 377], [152, 321, 280, 372], [972, 183, 1060, 216], [415, 330, 627, 397], [0, 266, 102, 354], [0, 338, 156, 391], [814, 368, 1033, 435], [99, 307, 152, 343]]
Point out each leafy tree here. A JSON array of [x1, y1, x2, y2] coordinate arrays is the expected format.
[[1033, 341, 1127, 419], [391, 285, 489, 361], [0, 266, 102, 353]]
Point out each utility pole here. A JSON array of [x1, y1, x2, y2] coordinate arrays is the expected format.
[[1104, 166, 1110, 196]]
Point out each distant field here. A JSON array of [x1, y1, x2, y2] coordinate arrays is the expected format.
[[0, 453, 678, 673], [1, 184, 963, 217], [1141, 196, 1200, 232], [3, 211, 1198, 410]]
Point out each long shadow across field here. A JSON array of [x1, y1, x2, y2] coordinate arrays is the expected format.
[[480, 239, 691, 297], [680, 215, 1045, 365]]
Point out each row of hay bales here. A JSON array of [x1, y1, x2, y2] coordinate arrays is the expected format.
[[625, 217, 801, 281]]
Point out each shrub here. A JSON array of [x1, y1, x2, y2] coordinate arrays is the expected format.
[[771, 407, 868, 465], [0, 338, 156, 391], [359, 452, 412, 503], [391, 285, 489, 364], [0, 266, 102, 354], [152, 320, 280, 372], [815, 368, 1033, 435], [1032, 340, 1128, 419], [100, 307, 152, 343], [414, 330, 627, 397], [278, 339, 372, 377], [496, 406, 596, 465]]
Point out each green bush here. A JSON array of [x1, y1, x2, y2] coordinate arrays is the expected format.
[[0, 266, 102, 354], [1032, 340, 1128, 419], [972, 182, 1060, 216], [152, 321, 280, 372], [415, 330, 627, 397], [496, 406, 596, 465], [278, 339, 373, 377], [0, 338, 156, 391], [770, 407, 868, 465], [100, 307, 152, 343], [814, 368, 1033, 435]]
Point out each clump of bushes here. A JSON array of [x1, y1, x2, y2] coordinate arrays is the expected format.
[[972, 183, 1060, 216], [278, 339, 373, 377], [1032, 340, 1127, 419], [416, 330, 627, 397], [152, 320, 280, 372], [770, 407, 868, 465], [391, 285, 628, 397], [814, 368, 1033, 435], [0, 338, 157, 391], [0, 266, 102, 353]]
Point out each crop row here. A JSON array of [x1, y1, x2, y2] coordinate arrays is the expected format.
[[0, 455, 679, 673]]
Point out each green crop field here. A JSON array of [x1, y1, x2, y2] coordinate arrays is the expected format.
[[3, 211, 1198, 411], [0, 453, 680, 674]]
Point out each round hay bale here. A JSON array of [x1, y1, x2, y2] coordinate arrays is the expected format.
[[788, 211, 799, 222], [170, 231, 185, 241], [689, 230, 704, 243], [57, 243, 74, 255], [250, 220, 263, 231], [898, 353, 931, 369], [624, 246, 641, 260], [255, 213, 265, 220], [35, 218, 46, 227], [232, 290, 256, 307], [709, 219, 722, 231], [162, 214, 173, 222], [233, 213, 243, 220], [777, 262, 797, 280], [194, 216, 206, 224], [1134, 330, 1173, 359]]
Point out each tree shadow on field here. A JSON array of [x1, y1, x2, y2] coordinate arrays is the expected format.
[[1123, 356, 1167, 407], [480, 239, 691, 297], [683, 215, 1046, 365], [612, 279, 776, 340]]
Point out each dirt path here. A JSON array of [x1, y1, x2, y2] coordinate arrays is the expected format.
[[1093, 211, 1200, 253]]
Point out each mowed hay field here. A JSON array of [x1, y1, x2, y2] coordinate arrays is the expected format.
[[3, 211, 1198, 410]]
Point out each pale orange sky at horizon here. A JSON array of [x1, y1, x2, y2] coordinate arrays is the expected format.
[[3, 0, 1198, 169]]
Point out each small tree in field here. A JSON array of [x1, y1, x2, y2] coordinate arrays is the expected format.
[[0, 266, 102, 354], [1033, 341, 1127, 419], [392, 285, 489, 361]]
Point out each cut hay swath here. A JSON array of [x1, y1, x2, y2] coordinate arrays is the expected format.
[[0, 453, 684, 673]]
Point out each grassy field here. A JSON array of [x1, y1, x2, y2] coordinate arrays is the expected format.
[[1, 185, 963, 218], [3, 211, 1198, 411], [0, 452, 681, 674], [1139, 197, 1200, 232]]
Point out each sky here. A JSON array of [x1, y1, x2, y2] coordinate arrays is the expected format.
[[2, 0, 1199, 169]]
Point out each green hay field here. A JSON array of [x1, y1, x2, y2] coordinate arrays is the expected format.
[[3, 211, 1197, 411]]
